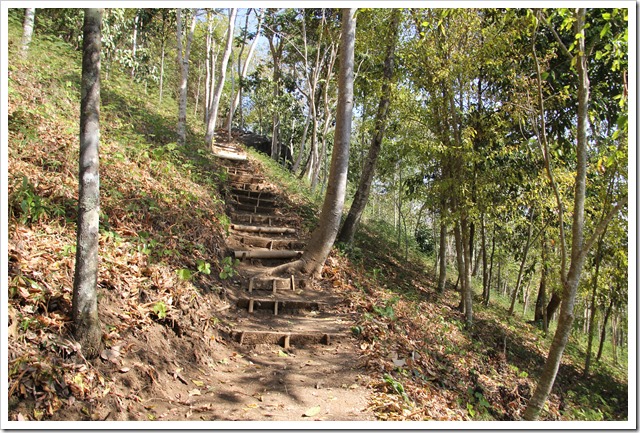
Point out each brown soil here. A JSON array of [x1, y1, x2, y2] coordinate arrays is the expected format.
[[12, 140, 374, 422]]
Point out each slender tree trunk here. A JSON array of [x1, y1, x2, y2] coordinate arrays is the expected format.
[[546, 291, 562, 323], [481, 213, 488, 299], [159, 39, 165, 105], [73, 8, 103, 359], [131, 12, 138, 79], [337, 9, 400, 244], [264, 8, 356, 279], [484, 223, 496, 306], [194, 61, 202, 118], [292, 117, 310, 174], [595, 297, 614, 362], [525, 10, 602, 420], [583, 234, 605, 376], [228, 9, 263, 134], [610, 311, 618, 364], [205, 8, 237, 148], [20, 8, 36, 57], [437, 215, 447, 292], [204, 12, 213, 123], [176, 8, 197, 145], [523, 272, 533, 316], [226, 50, 236, 142], [509, 209, 536, 316], [461, 216, 473, 326]]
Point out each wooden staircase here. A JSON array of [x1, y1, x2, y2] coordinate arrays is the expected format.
[[213, 143, 352, 350]]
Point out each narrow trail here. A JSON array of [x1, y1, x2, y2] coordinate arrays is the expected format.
[[209, 140, 374, 421]]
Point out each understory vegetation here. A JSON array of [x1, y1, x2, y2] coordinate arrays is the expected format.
[[5, 7, 629, 422]]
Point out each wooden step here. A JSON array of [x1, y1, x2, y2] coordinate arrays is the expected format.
[[232, 330, 342, 349], [229, 234, 305, 250], [231, 201, 279, 215], [234, 249, 303, 260], [230, 212, 298, 226], [247, 275, 310, 292], [230, 188, 278, 200], [230, 194, 278, 208], [229, 182, 273, 192], [213, 150, 247, 161], [237, 298, 321, 315], [228, 173, 264, 183], [231, 224, 296, 235], [224, 166, 253, 175]]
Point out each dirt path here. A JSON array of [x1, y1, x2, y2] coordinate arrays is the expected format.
[[190, 141, 374, 421], [31, 140, 374, 422]]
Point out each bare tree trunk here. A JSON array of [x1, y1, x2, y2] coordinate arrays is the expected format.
[[194, 60, 202, 118], [176, 8, 197, 145], [461, 216, 473, 326], [436, 218, 448, 292], [226, 50, 235, 142], [205, 8, 237, 148], [73, 8, 103, 359], [481, 212, 488, 299], [595, 297, 614, 362], [228, 9, 263, 133], [338, 9, 400, 244], [159, 39, 165, 105], [20, 8, 36, 57], [131, 11, 139, 79], [204, 11, 213, 123], [509, 209, 536, 316], [583, 234, 605, 376], [292, 116, 310, 174], [524, 9, 626, 419], [264, 8, 356, 279]]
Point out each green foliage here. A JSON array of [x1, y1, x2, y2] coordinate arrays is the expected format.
[[176, 268, 193, 282], [383, 373, 410, 404], [152, 301, 167, 319], [10, 176, 65, 225], [372, 296, 399, 320], [465, 386, 491, 419], [196, 259, 211, 275], [219, 256, 239, 280]]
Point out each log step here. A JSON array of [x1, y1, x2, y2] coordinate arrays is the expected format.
[[233, 330, 343, 349], [238, 298, 320, 315], [225, 166, 254, 175], [230, 212, 298, 226], [230, 188, 278, 200], [230, 195, 278, 208], [230, 234, 305, 250], [228, 173, 264, 183], [213, 150, 247, 161], [230, 182, 273, 192], [234, 249, 303, 260], [231, 224, 296, 235], [231, 201, 279, 215], [213, 143, 241, 152], [248, 275, 309, 292]]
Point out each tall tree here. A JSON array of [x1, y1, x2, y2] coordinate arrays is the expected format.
[[20, 8, 35, 57], [338, 9, 400, 244], [523, 8, 628, 420], [226, 8, 264, 136], [205, 8, 237, 149], [73, 8, 103, 359], [176, 8, 197, 145], [265, 8, 356, 278]]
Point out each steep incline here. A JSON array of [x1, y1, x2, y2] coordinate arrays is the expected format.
[[211, 141, 374, 420]]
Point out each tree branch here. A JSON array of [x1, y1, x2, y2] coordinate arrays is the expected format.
[[581, 195, 627, 263]]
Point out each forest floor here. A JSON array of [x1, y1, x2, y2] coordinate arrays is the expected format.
[[5, 26, 628, 424]]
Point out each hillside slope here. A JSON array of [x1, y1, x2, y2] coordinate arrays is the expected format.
[[5, 19, 627, 423]]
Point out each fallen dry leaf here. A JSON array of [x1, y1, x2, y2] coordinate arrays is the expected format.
[[303, 406, 321, 417]]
